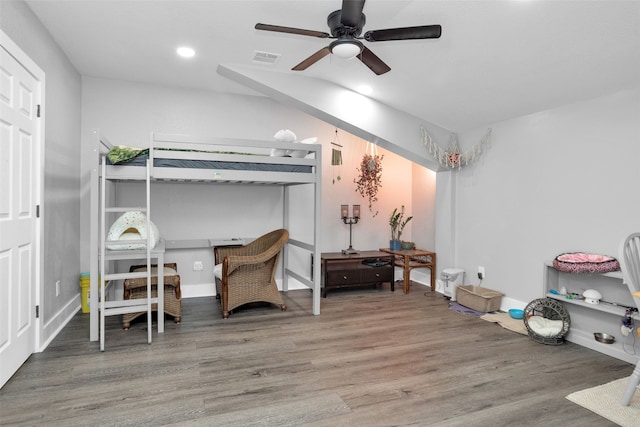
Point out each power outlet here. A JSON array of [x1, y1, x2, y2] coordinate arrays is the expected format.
[[55, 280, 61, 296], [478, 266, 485, 280], [193, 261, 204, 271]]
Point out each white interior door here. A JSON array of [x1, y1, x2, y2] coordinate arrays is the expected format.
[[0, 32, 43, 389]]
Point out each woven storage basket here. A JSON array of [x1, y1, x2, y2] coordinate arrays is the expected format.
[[523, 297, 570, 345], [122, 263, 181, 329]]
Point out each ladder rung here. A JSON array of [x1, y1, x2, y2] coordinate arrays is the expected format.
[[102, 305, 151, 316], [103, 271, 150, 281], [101, 298, 159, 315], [104, 207, 147, 213], [103, 252, 160, 262], [103, 298, 158, 308], [105, 239, 149, 246]]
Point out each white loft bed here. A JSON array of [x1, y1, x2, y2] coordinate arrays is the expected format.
[[88, 129, 322, 342]]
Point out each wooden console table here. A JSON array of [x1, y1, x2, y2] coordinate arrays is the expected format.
[[321, 251, 394, 297], [379, 248, 436, 294]]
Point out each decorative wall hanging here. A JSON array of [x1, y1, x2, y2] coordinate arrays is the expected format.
[[330, 129, 342, 184], [354, 142, 383, 216], [420, 126, 492, 169]]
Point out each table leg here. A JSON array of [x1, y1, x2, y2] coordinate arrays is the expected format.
[[430, 253, 436, 292], [403, 255, 411, 294]]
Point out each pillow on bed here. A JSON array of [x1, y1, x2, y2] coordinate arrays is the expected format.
[[106, 211, 160, 250], [273, 129, 297, 142], [107, 145, 148, 164]]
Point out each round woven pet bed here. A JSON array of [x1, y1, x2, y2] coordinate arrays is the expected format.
[[523, 298, 571, 345], [553, 252, 619, 274]]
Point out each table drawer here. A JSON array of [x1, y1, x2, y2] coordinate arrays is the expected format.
[[361, 267, 392, 283], [326, 270, 361, 285]]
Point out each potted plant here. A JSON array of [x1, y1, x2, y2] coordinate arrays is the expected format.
[[389, 206, 412, 251], [354, 152, 383, 216]]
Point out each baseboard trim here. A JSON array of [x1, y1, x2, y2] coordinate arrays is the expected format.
[[39, 294, 81, 352]]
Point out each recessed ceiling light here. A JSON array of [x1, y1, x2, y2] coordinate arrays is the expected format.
[[177, 46, 195, 58], [356, 85, 373, 95]]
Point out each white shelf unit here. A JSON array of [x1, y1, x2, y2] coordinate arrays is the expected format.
[[543, 262, 640, 364]]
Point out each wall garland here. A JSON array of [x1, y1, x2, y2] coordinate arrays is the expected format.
[[421, 126, 492, 169]]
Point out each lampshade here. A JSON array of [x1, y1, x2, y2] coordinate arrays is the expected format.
[[330, 40, 361, 60]]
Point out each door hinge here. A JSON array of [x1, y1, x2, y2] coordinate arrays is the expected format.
[[36, 205, 40, 218], [35, 305, 40, 318], [37, 104, 41, 118]]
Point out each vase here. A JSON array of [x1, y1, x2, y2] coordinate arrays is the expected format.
[[390, 240, 401, 251]]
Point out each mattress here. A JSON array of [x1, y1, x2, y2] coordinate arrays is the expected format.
[[107, 153, 312, 173]]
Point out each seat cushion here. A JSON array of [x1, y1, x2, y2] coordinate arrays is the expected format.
[[132, 266, 177, 276], [125, 264, 180, 290]]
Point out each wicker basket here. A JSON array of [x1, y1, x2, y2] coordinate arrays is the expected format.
[[523, 298, 570, 345], [122, 263, 181, 329]]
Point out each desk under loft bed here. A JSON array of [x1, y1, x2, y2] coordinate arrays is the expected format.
[[89, 130, 322, 345]]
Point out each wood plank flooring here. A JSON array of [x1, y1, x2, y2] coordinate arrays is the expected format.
[[1, 283, 634, 426]]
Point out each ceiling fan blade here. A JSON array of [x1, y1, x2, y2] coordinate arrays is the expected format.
[[364, 25, 442, 42], [292, 47, 332, 71], [340, 0, 366, 28], [255, 23, 330, 38], [358, 46, 391, 75]]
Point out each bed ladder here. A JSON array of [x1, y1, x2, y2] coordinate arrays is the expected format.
[[98, 158, 158, 351]]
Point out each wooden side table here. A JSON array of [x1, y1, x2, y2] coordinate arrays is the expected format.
[[379, 248, 436, 294]]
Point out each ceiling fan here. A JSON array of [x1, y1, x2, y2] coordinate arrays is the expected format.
[[255, 0, 441, 75]]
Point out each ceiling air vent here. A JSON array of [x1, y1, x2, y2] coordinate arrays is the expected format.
[[253, 51, 280, 65]]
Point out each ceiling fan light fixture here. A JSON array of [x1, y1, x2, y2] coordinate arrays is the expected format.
[[330, 40, 361, 60]]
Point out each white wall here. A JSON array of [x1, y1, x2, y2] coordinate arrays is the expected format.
[[81, 77, 431, 294], [439, 88, 640, 308], [1, 0, 82, 346]]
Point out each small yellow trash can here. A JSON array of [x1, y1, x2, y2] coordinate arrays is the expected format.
[[79, 272, 91, 313]]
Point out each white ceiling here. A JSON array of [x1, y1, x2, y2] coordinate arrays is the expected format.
[[25, 0, 640, 132]]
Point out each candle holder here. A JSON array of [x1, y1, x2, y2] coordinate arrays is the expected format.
[[341, 204, 360, 255]]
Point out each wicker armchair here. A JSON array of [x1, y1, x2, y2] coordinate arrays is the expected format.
[[214, 229, 289, 318]]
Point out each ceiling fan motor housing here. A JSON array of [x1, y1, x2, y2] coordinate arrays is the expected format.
[[327, 9, 365, 37]]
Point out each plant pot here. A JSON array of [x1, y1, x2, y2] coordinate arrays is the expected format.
[[401, 241, 415, 250], [390, 240, 401, 251]]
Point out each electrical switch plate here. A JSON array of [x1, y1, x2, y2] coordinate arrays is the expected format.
[[193, 261, 203, 271], [55, 280, 61, 296]]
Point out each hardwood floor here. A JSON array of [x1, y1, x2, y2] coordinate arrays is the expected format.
[[1, 283, 634, 426]]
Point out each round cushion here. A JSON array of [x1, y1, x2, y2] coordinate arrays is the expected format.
[[553, 252, 619, 274], [107, 211, 159, 250]]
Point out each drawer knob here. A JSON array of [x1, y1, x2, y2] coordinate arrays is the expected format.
[[375, 273, 380, 277], [343, 276, 348, 280]]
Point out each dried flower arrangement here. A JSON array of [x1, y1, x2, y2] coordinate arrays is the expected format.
[[354, 151, 383, 216]]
